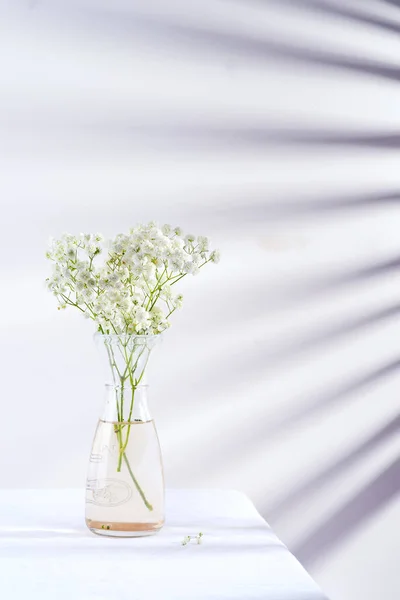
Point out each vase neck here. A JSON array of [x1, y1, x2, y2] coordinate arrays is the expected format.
[[95, 334, 160, 387], [102, 385, 152, 423]]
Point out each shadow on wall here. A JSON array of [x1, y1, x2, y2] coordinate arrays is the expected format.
[[176, 357, 400, 479], [264, 255, 400, 312], [379, 0, 400, 10], [200, 302, 400, 385], [50, 1, 400, 83], [209, 190, 400, 224], [123, 124, 400, 150], [96, 121, 400, 150], [49, 189, 400, 233], [138, 9, 400, 84], [176, 258, 400, 396], [262, 303, 400, 367], [236, 0, 400, 37], [131, 13, 400, 83], [268, 414, 400, 520], [292, 456, 400, 567]]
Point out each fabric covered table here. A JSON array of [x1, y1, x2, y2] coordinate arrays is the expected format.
[[0, 489, 327, 599]]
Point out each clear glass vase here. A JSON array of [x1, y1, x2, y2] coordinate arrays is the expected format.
[[85, 335, 164, 537]]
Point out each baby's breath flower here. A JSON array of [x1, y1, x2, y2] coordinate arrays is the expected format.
[[181, 535, 191, 546], [184, 233, 195, 244], [161, 224, 171, 235], [46, 223, 220, 335], [181, 532, 203, 546], [197, 236, 209, 252], [174, 294, 183, 309]]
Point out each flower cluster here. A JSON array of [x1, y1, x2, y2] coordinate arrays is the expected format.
[[46, 223, 220, 335]]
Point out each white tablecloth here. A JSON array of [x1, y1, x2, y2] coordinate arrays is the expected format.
[[0, 489, 326, 599]]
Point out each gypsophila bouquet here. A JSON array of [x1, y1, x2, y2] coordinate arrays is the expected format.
[[46, 223, 219, 520], [46, 222, 220, 335]]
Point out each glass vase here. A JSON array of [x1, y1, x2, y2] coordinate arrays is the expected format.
[[85, 334, 164, 537]]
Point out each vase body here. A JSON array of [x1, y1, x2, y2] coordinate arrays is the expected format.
[[85, 335, 164, 537]]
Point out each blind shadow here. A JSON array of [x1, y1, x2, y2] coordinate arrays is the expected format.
[[271, 303, 400, 359], [135, 16, 400, 83], [60, 5, 400, 84], [179, 359, 400, 478], [265, 255, 400, 311], [235, 0, 400, 37], [115, 124, 400, 150], [268, 414, 400, 520], [255, 358, 400, 431], [292, 457, 400, 566], [205, 302, 400, 380], [234, 128, 400, 149], [210, 190, 400, 223], [380, 0, 400, 9]]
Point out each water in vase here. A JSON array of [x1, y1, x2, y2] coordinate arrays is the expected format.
[[85, 417, 164, 536]]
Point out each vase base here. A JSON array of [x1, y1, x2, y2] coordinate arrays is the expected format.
[[86, 518, 163, 537]]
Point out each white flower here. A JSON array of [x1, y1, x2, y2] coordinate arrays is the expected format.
[[135, 306, 150, 324], [152, 257, 164, 269], [118, 297, 132, 312], [81, 287, 95, 302], [87, 243, 100, 256], [133, 306, 151, 333], [197, 236, 209, 252], [161, 284, 172, 300], [46, 222, 219, 335], [131, 291, 143, 305], [77, 270, 91, 283], [174, 294, 183, 309]]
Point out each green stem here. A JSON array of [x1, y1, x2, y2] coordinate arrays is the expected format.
[[59, 293, 86, 312], [127, 385, 136, 424], [119, 381, 125, 441], [169, 272, 187, 286], [116, 385, 135, 471], [109, 340, 153, 511], [123, 453, 153, 511]]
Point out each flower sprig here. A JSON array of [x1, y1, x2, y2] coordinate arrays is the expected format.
[[46, 223, 220, 335], [181, 532, 203, 546]]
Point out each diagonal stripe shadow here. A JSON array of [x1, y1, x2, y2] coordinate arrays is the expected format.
[[92, 120, 400, 151], [227, 128, 400, 149], [379, 0, 400, 8], [265, 256, 400, 311], [268, 415, 400, 520], [60, 5, 400, 84], [204, 303, 400, 382], [269, 304, 400, 361], [292, 457, 400, 566], [251, 359, 400, 432], [231, 0, 400, 37], [209, 190, 400, 223], [178, 359, 400, 478], [133, 16, 400, 83]]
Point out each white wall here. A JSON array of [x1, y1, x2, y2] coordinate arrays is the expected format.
[[1, 1, 400, 599]]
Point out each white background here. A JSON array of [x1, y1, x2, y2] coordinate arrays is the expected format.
[[0, 1, 400, 599]]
